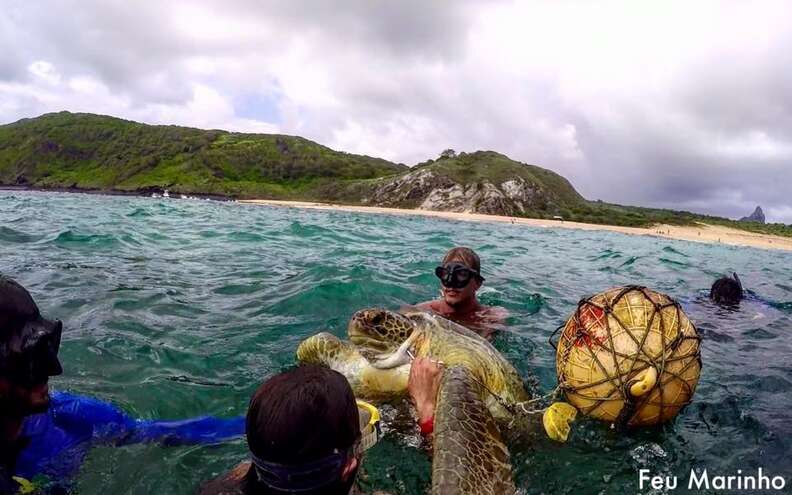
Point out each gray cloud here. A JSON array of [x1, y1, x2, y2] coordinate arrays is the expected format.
[[1, 0, 791, 223]]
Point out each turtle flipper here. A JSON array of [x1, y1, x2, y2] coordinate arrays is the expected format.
[[432, 366, 516, 495]]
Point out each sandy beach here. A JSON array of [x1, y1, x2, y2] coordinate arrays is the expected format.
[[241, 199, 792, 252]]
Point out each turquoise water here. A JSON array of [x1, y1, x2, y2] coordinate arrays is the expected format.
[[2, 190, 791, 494]]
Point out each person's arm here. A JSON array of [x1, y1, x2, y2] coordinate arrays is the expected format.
[[128, 415, 245, 446], [489, 305, 509, 324], [471, 306, 509, 339], [407, 358, 443, 437], [51, 392, 244, 446]]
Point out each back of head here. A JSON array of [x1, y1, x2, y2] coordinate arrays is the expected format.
[[245, 365, 360, 495], [0, 276, 40, 336], [710, 274, 743, 305], [442, 247, 481, 273]]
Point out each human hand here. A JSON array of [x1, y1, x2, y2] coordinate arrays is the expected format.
[[407, 357, 443, 424]]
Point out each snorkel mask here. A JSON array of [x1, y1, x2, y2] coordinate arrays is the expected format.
[[355, 399, 382, 453], [0, 318, 63, 387], [250, 399, 382, 492], [0, 277, 63, 387], [435, 262, 485, 289]]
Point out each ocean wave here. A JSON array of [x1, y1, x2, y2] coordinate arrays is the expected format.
[[53, 230, 120, 249], [0, 225, 41, 243], [126, 207, 152, 218]]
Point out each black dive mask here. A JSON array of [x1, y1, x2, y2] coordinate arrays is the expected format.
[[1, 276, 63, 387], [0, 317, 63, 387], [251, 447, 352, 493], [434, 262, 484, 289]]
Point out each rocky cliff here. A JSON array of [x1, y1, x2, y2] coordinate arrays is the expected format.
[[739, 206, 765, 223], [359, 151, 584, 216]]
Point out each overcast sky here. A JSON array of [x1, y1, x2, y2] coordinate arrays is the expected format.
[[2, 1, 791, 222]]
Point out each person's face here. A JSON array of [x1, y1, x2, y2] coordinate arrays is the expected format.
[[0, 319, 62, 417], [0, 375, 52, 416], [438, 260, 482, 307]]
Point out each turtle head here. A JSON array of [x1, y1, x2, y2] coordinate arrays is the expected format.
[[348, 309, 415, 353]]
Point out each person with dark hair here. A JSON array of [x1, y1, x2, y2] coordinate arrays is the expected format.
[[710, 273, 744, 305], [200, 365, 384, 495], [0, 276, 244, 493], [416, 247, 508, 339]]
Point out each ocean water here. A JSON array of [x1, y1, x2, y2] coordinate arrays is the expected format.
[[1, 190, 791, 494]]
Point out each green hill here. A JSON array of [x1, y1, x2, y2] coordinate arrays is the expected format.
[[1, 112, 790, 236], [0, 112, 406, 198]]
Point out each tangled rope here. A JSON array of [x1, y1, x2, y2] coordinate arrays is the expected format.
[[550, 286, 702, 427]]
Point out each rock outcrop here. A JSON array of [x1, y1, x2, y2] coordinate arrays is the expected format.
[[739, 206, 765, 223], [362, 170, 560, 216]]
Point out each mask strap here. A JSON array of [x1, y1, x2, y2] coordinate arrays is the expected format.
[[250, 447, 352, 493]]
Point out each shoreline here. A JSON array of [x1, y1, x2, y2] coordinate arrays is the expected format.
[[241, 199, 792, 252], [3, 187, 789, 252], [0, 185, 233, 202]]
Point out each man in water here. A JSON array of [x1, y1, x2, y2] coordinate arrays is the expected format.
[[0, 276, 244, 493], [202, 361, 448, 494], [416, 247, 508, 339], [201, 365, 378, 495], [710, 273, 744, 305]]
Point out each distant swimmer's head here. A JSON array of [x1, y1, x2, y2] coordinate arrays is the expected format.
[[0, 276, 63, 416], [348, 308, 414, 351], [436, 247, 485, 307], [245, 365, 365, 495], [710, 272, 744, 305]]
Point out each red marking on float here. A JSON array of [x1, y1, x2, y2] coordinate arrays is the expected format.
[[573, 305, 608, 348]]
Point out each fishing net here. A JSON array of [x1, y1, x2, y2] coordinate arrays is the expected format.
[[552, 286, 701, 427]]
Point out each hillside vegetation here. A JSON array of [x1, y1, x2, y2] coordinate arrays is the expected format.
[[1, 112, 789, 237], [0, 112, 406, 198]]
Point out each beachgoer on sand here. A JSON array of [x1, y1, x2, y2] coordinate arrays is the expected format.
[[416, 247, 508, 339]]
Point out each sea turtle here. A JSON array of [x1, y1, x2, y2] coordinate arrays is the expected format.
[[297, 308, 531, 494]]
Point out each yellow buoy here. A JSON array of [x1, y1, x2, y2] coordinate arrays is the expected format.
[[543, 402, 578, 442], [554, 286, 702, 427]]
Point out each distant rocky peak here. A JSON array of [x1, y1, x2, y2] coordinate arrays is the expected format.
[[739, 206, 765, 223]]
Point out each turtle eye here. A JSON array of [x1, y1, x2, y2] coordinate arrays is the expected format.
[[371, 313, 384, 326]]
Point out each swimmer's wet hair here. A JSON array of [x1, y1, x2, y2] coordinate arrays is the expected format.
[[442, 247, 481, 274], [0, 276, 47, 353], [710, 275, 743, 305], [0, 275, 40, 335], [244, 364, 360, 494]]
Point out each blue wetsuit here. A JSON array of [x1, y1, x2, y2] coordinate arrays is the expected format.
[[11, 391, 244, 491]]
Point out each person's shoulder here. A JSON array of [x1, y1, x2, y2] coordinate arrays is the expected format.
[[414, 300, 441, 312], [199, 462, 250, 495], [479, 305, 509, 321]]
